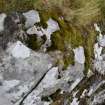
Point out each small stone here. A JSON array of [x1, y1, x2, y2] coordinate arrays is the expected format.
[[73, 46, 85, 64], [7, 41, 31, 59], [26, 25, 44, 36], [23, 10, 40, 28], [45, 18, 60, 40]]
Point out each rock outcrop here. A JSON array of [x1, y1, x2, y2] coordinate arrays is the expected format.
[[0, 10, 105, 105]]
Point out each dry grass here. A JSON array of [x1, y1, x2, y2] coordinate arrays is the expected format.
[[34, 0, 103, 26], [0, 0, 104, 26]]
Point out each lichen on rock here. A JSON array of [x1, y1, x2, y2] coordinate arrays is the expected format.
[[0, 1, 105, 104]]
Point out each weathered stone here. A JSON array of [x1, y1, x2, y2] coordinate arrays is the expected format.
[[0, 41, 53, 104], [93, 60, 105, 75], [73, 46, 85, 64], [23, 10, 40, 28], [23, 67, 59, 105], [45, 18, 60, 41], [7, 41, 31, 59]]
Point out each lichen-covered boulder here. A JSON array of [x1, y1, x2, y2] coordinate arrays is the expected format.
[[0, 41, 53, 104]]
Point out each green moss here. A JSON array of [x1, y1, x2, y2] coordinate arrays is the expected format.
[[26, 13, 96, 71], [45, 12, 97, 71], [26, 35, 45, 50], [38, 10, 49, 28], [63, 51, 75, 70], [38, 9, 61, 28], [47, 31, 64, 51], [48, 19, 84, 49], [99, 0, 105, 18], [84, 28, 97, 74], [46, 16, 85, 68]]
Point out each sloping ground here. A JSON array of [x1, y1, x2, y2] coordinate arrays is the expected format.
[[0, 0, 105, 105], [0, 0, 104, 70], [0, 9, 105, 105]]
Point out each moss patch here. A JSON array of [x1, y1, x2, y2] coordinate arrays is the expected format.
[[38, 9, 61, 28], [26, 35, 45, 50], [0, 0, 35, 12], [46, 16, 84, 69], [45, 12, 97, 71], [84, 28, 97, 74]]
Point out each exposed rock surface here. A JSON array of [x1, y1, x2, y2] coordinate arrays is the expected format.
[[0, 40, 53, 105], [98, 35, 105, 47], [23, 10, 40, 28], [73, 46, 85, 64], [0, 10, 105, 105], [7, 41, 31, 59], [93, 24, 105, 75]]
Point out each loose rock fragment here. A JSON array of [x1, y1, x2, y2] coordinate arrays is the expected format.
[[23, 10, 40, 28], [7, 41, 31, 59], [73, 46, 85, 64], [45, 18, 60, 41]]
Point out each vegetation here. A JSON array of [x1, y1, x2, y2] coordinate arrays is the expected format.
[[0, 0, 105, 70], [0, 0, 35, 12], [34, 0, 103, 26]]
